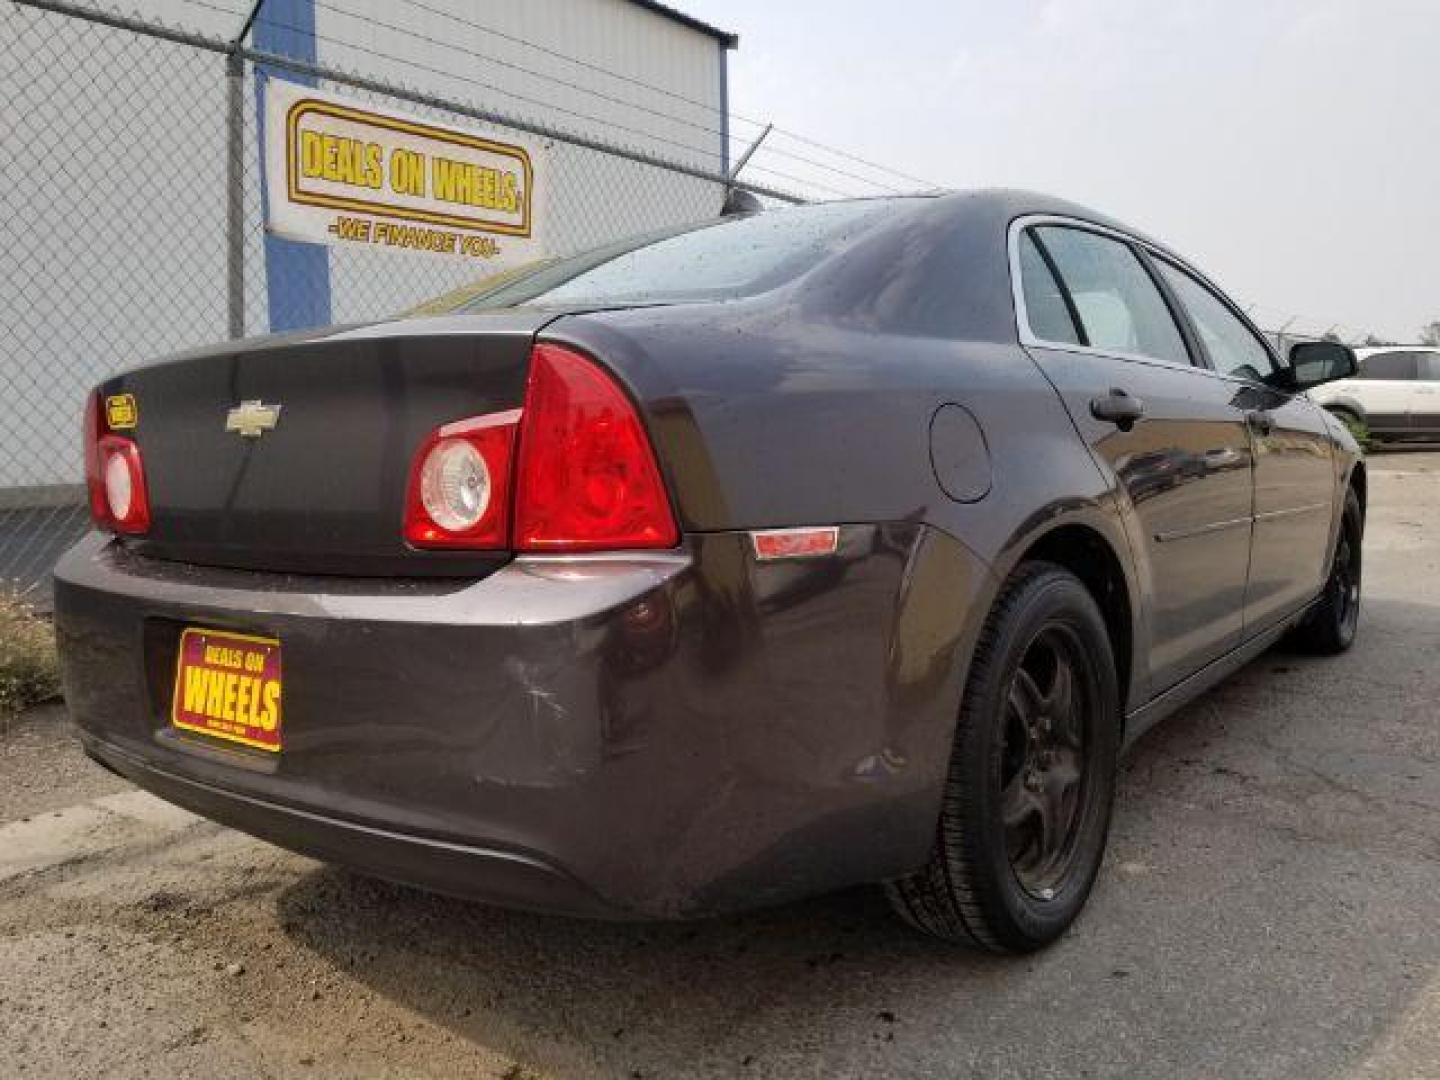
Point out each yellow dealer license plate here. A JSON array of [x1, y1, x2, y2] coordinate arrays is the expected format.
[[171, 628, 283, 752]]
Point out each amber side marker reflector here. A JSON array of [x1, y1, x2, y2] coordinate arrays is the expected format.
[[750, 527, 840, 561]]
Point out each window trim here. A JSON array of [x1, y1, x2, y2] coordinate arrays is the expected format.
[[1147, 252, 1281, 385], [1022, 229, 1089, 347], [1008, 213, 1279, 384], [1128, 243, 1209, 373]]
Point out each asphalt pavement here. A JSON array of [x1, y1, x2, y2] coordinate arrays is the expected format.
[[2, 451, 1438, 1079]]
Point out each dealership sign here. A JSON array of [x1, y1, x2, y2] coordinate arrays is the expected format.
[[263, 81, 545, 264]]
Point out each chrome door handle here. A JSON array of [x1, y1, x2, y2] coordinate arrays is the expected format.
[[1090, 388, 1144, 432], [1246, 410, 1274, 436]]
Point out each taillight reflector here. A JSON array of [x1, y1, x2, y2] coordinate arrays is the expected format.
[[751, 527, 839, 560]]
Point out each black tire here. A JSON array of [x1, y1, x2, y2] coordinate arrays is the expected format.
[[1292, 487, 1363, 655], [886, 562, 1121, 953]]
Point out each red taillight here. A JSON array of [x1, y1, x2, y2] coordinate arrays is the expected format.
[[85, 391, 151, 534], [402, 345, 676, 553], [403, 409, 519, 549], [514, 343, 678, 553]]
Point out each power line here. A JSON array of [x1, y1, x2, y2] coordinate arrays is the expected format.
[[335, 0, 929, 192], [312, 2, 732, 145], [306, 0, 907, 194], [200, 0, 881, 199], [770, 126, 942, 191], [745, 145, 905, 195], [383, 0, 945, 193], [196, 0, 738, 169], [176, 0, 920, 199], [390, 0, 763, 128], [12, 0, 806, 204], [727, 161, 861, 200]]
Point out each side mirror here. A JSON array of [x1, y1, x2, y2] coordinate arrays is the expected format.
[[1283, 341, 1358, 391]]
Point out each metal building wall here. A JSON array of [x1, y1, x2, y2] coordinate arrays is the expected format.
[[308, 0, 728, 325], [0, 1, 232, 495], [0, 0, 727, 494], [315, 0, 724, 171]]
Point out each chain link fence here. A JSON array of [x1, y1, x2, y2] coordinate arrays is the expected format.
[[1, 0, 798, 604]]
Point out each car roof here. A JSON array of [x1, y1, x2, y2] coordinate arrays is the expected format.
[[820, 188, 1153, 237], [933, 188, 1167, 239], [754, 188, 1190, 343], [1355, 345, 1439, 357]]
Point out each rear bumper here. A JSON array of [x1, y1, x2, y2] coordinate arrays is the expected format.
[[84, 736, 622, 917], [54, 527, 988, 918]]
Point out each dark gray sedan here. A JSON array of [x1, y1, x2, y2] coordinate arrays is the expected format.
[[55, 191, 1365, 952]]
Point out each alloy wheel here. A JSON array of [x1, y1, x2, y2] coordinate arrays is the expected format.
[[999, 623, 1092, 899]]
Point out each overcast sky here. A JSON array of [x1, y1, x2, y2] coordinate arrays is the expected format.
[[683, 0, 1439, 342]]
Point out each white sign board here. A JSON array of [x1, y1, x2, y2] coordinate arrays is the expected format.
[[263, 80, 545, 266]]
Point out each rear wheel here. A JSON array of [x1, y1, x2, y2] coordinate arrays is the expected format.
[[1292, 487, 1363, 655], [886, 563, 1120, 953]]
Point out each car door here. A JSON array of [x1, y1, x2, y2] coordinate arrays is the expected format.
[[1412, 350, 1440, 435], [1351, 350, 1420, 435], [1014, 221, 1254, 695], [1152, 258, 1336, 634]]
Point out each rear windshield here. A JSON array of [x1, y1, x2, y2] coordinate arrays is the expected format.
[[426, 199, 912, 313]]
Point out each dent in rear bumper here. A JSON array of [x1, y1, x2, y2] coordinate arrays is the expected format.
[[54, 526, 989, 918]]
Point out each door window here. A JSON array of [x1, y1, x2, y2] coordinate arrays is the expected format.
[[1017, 232, 1082, 345], [1031, 227, 1191, 366], [1154, 261, 1277, 382], [1358, 352, 1419, 380], [1420, 351, 1440, 380]]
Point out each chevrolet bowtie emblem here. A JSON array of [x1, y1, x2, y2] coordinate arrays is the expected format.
[[225, 400, 282, 439]]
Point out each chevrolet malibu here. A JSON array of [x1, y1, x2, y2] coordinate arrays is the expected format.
[[55, 191, 1365, 952]]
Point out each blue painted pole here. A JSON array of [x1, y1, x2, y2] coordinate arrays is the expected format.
[[252, 0, 332, 332]]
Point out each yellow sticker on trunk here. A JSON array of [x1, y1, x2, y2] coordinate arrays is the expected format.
[[105, 394, 137, 429]]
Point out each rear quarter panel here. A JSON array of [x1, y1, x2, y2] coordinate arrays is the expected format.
[[544, 305, 1142, 707], [546, 307, 1110, 544]]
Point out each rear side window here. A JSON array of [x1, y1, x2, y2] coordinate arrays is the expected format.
[[1017, 232, 1082, 345], [1032, 226, 1190, 366], [1421, 352, 1440, 380], [1359, 352, 1419, 380], [1155, 261, 1276, 382]]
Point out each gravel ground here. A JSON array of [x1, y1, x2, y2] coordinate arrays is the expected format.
[[0, 705, 129, 821], [3, 451, 1439, 1079]]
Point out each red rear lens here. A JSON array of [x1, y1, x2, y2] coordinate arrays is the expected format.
[[98, 436, 151, 533], [85, 392, 150, 534], [403, 409, 519, 549], [514, 344, 678, 553]]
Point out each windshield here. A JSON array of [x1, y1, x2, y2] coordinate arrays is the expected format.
[[415, 199, 916, 315]]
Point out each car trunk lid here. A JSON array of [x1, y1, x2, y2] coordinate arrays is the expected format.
[[106, 311, 554, 576]]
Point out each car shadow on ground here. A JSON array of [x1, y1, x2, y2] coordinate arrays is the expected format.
[[273, 596, 1440, 1078], [275, 870, 994, 1075]]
